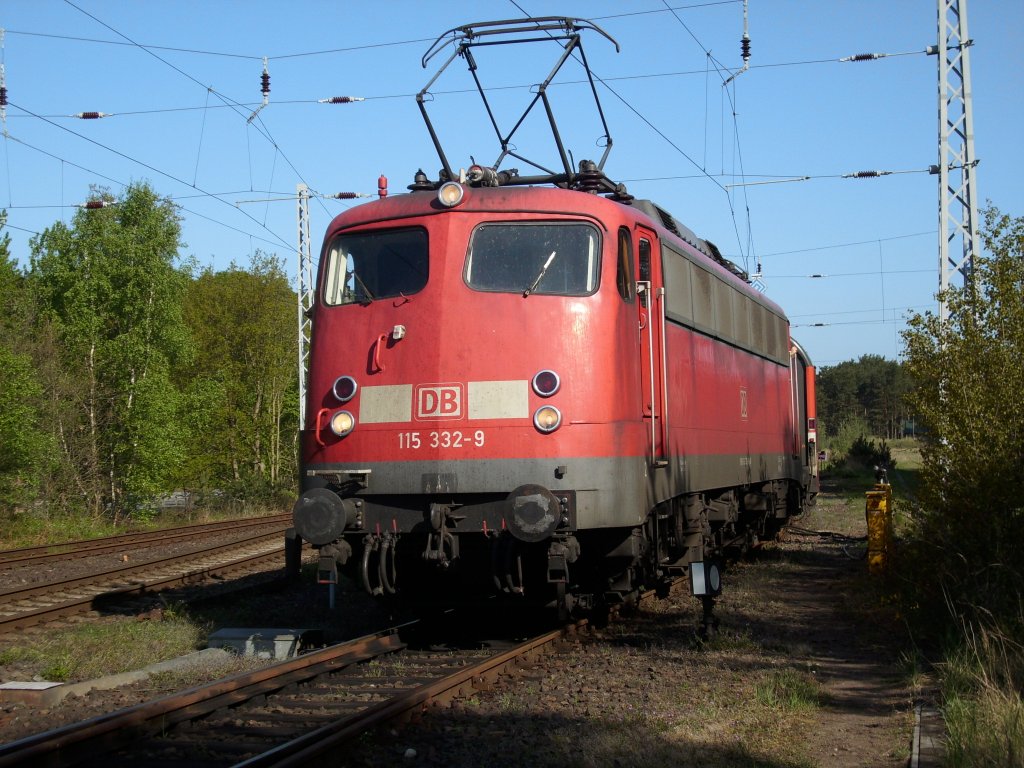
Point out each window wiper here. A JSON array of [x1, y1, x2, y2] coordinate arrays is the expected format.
[[523, 251, 557, 297], [349, 270, 375, 303]]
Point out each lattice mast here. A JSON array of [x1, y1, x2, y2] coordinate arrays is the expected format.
[[932, 0, 980, 322], [296, 183, 313, 430]]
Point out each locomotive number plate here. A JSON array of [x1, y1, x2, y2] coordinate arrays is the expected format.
[[398, 430, 486, 450]]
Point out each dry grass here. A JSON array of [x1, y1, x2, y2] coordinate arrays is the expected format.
[[941, 620, 1024, 767], [0, 607, 209, 682]]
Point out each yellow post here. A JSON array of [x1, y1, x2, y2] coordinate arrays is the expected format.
[[865, 483, 893, 575]]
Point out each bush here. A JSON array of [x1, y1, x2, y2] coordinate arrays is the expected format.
[[900, 205, 1024, 628], [847, 435, 893, 471]]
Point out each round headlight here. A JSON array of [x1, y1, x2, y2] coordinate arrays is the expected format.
[[437, 181, 465, 208], [533, 405, 562, 433], [329, 410, 355, 437], [532, 369, 560, 397], [332, 375, 358, 403]]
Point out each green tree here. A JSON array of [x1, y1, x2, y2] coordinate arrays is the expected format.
[[0, 213, 52, 508], [179, 252, 298, 498], [28, 183, 191, 521], [0, 347, 47, 507], [901, 205, 1024, 622], [817, 355, 909, 440]]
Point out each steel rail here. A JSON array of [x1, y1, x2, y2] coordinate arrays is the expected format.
[[0, 530, 287, 602], [0, 581, 686, 766], [238, 623, 582, 768], [0, 535, 292, 633], [0, 629, 408, 768], [0, 514, 292, 567]]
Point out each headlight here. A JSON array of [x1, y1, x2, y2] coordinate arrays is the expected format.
[[330, 410, 355, 437], [533, 405, 562, 433], [332, 375, 358, 403], [437, 181, 465, 208], [532, 369, 560, 397]]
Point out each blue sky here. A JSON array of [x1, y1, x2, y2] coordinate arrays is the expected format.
[[2, 1, 1021, 367]]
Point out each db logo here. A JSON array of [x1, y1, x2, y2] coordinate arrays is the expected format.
[[416, 384, 463, 419]]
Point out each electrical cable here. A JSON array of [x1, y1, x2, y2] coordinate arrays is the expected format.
[[61, 0, 330, 222], [8, 101, 293, 251], [2, 128, 291, 250]]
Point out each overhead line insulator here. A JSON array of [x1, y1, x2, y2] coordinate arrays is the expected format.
[[73, 111, 111, 119], [80, 200, 114, 209], [840, 52, 888, 62], [843, 170, 893, 179], [318, 96, 365, 104], [247, 56, 271, 123]]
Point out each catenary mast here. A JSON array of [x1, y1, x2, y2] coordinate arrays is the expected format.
[[933, 0, 980, 322]]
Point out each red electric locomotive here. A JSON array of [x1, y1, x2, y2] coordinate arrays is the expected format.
[[290, 18, 819, 617]]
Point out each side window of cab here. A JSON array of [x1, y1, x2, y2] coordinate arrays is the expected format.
[[616, 226, 634, 302]]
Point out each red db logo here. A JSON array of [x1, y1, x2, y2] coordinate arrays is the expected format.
[[416, 384, 463, 419]]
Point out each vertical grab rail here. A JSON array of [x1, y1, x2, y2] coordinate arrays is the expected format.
[[314, 408, 330, 447], [657, 285, 669, 462], [638, 281, 657, 465]]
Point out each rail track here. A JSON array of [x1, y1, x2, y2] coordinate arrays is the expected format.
[[0, 614, 583, 768], [0, 514, 292, 569], [0, 526, 299, 635]]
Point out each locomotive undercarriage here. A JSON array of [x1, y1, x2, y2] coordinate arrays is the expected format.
[[292, 477, 804, 619]]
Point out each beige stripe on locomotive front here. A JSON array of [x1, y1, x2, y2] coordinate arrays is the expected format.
[[358, 381, 528, 424], [468, 380, 528, 419], [359, 384, 413, 423]]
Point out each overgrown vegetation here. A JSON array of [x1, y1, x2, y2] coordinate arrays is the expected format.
[[899, 205, 1024, 765], [0, 186, 298, 534], [0, 609, 209, 682]]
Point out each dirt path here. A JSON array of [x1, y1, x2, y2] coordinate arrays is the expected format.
[[752, 514, 914, 765]]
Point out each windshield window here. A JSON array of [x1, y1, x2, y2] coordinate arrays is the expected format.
[[322, 228, 428, 306], [465, 223, 600, 296]]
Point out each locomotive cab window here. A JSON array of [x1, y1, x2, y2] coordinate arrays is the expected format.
[[616, 227, 634, 302], [465, 223, 600, 296], [323, 227, 428, 306]]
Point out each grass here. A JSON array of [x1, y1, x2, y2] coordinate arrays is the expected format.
[[0, 606, 210, 682], [754, 668, 820, 711], [939, 621, 1024, 767]]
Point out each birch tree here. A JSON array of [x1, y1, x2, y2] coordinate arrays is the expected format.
[[29, 183, 190, 521]]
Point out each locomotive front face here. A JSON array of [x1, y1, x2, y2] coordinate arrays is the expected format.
[[294, 186, 648, 604]]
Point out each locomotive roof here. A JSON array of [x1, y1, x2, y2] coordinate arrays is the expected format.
[[324, 185, 785, 319]]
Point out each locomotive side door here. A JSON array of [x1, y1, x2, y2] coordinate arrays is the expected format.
[[635, 226, 669, 466]]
